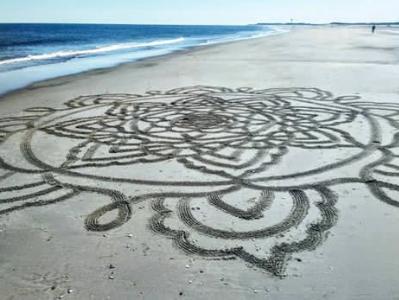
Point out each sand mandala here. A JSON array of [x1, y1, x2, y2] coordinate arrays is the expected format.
[[1, 86, 399, 276]]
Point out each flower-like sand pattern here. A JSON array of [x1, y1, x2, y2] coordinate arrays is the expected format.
[[1, 86, 399, 276]]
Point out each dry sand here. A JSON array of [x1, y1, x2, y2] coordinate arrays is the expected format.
[[1, 26, 399, 299]]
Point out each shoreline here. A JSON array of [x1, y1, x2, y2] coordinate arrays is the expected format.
[[3, 24, 394, 101], [0, 26, 289, 99], [1, 26, 397, 109]]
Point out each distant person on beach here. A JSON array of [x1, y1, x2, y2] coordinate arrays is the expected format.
[[371, 25, 376, 33]]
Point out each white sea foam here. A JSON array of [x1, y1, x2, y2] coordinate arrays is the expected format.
[[0, 37, 185, 66], [200, 27, 288, 46], [380, 29, 399, 34]]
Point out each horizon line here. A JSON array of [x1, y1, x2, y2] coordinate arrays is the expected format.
[[0, 21, 398, 26]]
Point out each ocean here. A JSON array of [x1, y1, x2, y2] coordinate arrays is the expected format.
[[0, 23, 280, 95]]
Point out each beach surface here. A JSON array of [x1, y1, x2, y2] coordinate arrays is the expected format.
[[1, 26, 399, 299]]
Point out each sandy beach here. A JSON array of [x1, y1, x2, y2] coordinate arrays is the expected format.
[[1, 26, 399, 299]]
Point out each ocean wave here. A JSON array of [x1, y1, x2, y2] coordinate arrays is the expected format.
[[0, 37, 185, 66], [0, 38, 70, 47]]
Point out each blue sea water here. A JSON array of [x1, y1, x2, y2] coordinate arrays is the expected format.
[[0, 23, 280, 96]]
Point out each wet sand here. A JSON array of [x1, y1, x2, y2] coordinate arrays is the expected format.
[[1, 26, 399, 299]]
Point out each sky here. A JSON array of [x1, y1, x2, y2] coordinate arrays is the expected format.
[[0, 0, 398, 25]]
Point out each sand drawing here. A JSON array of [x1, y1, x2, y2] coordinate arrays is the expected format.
[[1, 86, 399, 276]]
